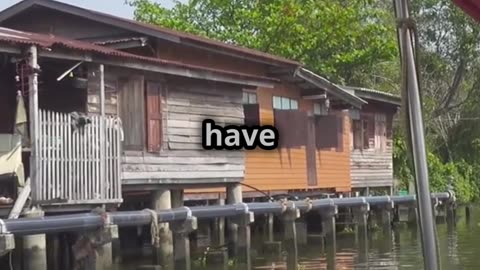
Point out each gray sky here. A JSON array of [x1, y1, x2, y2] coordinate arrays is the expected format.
[[0, 0, 177, 19]]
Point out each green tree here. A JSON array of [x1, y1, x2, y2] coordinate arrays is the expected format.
[[128, 0, 399, 91]]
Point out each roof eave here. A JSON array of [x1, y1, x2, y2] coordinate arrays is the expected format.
[[294, 68, 367, 108], [0, 0, 302, 68]]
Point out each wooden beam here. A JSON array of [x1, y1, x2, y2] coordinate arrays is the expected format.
[[302, 94, 327, 100], [97, 56, 276, 88], [104, 39, 148, 50]]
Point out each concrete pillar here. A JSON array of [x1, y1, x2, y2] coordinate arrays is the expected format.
[[212, 198, 226, 246], [172, 217, 197, 270], [263, 213, 282, 261], [353, 204, 369, 264], [295, 218, 308, 246], [282, 207, 300, 270], [446, 200, 457, 228], [376, 202, 394, 234], [72, 223, 118, 270], [320, 206, 337, 270], [237, 212, 254, 270], [152, 189, 174, 270], [23, 209, 47, 270], [171, 190, 197, 270], [226, 183, 242, 257], [407, 206, 418, 228]]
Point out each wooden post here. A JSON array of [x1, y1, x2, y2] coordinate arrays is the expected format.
[[152, 189, 174, 270], [226, 183, 242, 256], [99, 64, 106, 200], [28, 45, 39, 203], [282, 207, 300, 270], [23, 209, 47, 270], [320, 206, 337, 270]]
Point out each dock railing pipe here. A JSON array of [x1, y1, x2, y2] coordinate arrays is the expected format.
[[0, 192, 451, 236]]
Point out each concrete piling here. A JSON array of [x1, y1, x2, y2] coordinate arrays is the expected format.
[[171, 190, 197, 270], [282, 206, 300, 270], [23, 209, 47, 270], [353, 204, 369, 264], [172, 217, 197, 270], [232, 212, 254, 270], [226, 183, 242, 257], [152, 189, 174, 270], [320, 206, 337, 270]]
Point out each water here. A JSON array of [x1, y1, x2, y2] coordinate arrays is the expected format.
[[120, 208, 480, 270]]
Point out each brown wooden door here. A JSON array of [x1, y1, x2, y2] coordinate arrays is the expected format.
[[145, 81, 162, 152], [306, 115, 317, 186]]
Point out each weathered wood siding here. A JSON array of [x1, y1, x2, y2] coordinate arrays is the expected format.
[[350, 110, 395, 188], [244, 83, 351, 192], [350, 149, 393, 188], [155, 40, 269, 77], [2, 9, 131, 39], [121, 76, 245, 184]]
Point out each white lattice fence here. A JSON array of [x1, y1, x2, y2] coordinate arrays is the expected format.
[[35, 110, 123, 204]]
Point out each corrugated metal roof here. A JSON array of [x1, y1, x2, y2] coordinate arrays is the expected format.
[[0, 0, 301, 67], [342, 86, 401, 106], [0, 27, 277, 84]]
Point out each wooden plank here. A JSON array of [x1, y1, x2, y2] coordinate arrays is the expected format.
[[123, 156, 244, 165], [118, 76, 145, 150], [122, 170, 244, 180], [146, 81, 163, 152], [122, 164, 245, 172]]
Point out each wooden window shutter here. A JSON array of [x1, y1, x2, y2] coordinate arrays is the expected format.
[[315, 115, 338, 149], [274, 109, 307, 148], [243, 104, 260, 126], [146, 81, 162, 152], [336, 115, 344, 152], [364, 114, 375, 149]]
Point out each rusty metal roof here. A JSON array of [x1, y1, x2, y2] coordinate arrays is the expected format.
[[0, 27, 278, 84], [0, 0, 301, 67]]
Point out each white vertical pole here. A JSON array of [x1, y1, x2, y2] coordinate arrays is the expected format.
[[100, 64, 106, 200], [28, 45, 39, 203]]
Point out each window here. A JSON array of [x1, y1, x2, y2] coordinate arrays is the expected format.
[[243, 91, 259, 125], [243, 91, 257, 104], [315, 114, 343, 151], [351, 113, 377, 151], [313, 102, 328, 116], [273, 96, 298, 110]]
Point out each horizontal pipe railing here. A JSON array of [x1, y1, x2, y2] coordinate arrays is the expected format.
[[0, 192, 452, 236]]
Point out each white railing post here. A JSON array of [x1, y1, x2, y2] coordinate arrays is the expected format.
[[100, 64, 106, 200], [28, 45, 39, 203]]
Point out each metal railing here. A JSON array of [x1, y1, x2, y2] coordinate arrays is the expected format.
[[0, 192, 452, 236]]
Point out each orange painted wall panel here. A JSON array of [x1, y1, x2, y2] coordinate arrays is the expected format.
[[244, 83, 352, 192]]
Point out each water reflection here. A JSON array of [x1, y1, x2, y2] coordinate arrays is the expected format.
[[119, 207, 478, 270]]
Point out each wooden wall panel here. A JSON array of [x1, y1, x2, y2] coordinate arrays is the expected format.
[[244, 83, 352, 192], [350, 111, 395, 189], [122, 77, 246, 184], [315, 112, 351, 192]]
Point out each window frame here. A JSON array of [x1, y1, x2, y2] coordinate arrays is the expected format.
[[272, 96, 299, 110], [243, 91, 258, 105]]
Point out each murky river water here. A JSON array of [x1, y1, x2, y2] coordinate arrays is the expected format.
[[120, 207, 479, 270]]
